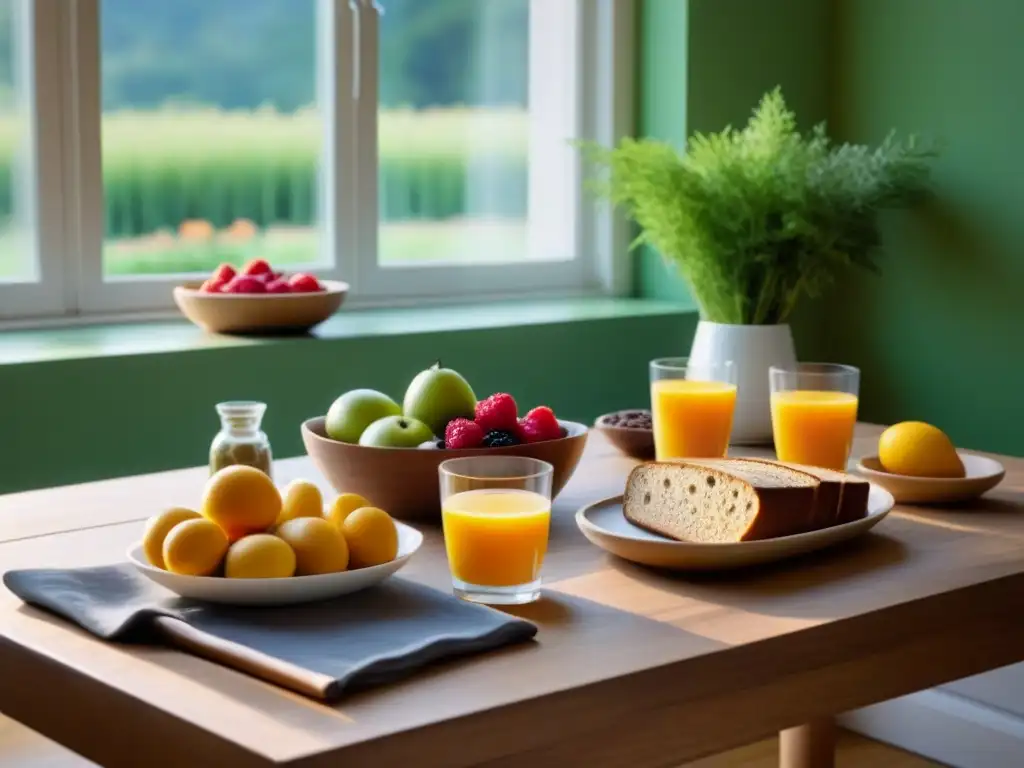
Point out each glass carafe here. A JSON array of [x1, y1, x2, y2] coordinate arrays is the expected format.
[[209, 401, 273, 479]]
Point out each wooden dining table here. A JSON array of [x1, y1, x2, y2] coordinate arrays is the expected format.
[[1, 424, 1023, 768]]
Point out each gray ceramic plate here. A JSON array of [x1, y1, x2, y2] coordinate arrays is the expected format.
[[575, 484, 894, 571]]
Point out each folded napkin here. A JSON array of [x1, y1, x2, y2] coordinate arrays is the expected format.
[[3, 564, 537, 701]]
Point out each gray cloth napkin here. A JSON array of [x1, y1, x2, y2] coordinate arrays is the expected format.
[[3, 564, 537, 700]]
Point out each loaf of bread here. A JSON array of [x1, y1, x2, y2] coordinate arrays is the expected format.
[[622, 458, 870, 544], [722, 459, 871, 529]]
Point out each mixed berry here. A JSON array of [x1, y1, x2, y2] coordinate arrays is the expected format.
[[441, 393, 566, 450], [199, 258, 324, 295]]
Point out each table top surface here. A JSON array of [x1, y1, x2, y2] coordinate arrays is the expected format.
[[2, 425, 1023, 768]]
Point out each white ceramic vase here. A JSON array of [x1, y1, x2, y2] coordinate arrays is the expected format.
[[688, 321, 797, 445]]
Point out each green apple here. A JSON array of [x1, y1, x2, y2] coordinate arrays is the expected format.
[[325, 389, 401, 443], [358, 415, 434, 448], [402, 362, 477, 437]]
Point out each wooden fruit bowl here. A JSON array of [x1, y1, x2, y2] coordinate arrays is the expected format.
[[173, 280, 348, 335], [301, 417, 589, 522]]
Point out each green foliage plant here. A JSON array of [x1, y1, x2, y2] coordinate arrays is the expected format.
[[580, 88, 939, 325]]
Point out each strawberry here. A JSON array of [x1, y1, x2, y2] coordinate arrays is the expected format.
[[288, 273, 322, 293], [212, 263, 237, 283], [200, 278, 227, 293], [241, 258, 272, 277], [519, 406, 562, 443], [265, 278, 292, 294], [223, 275, 266, 294]]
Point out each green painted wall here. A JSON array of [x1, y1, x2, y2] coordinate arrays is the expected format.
[[634, 0, 692, 304], [634, 0, 831, 305], [0, 306, 697, 494], [795, 0, 1024, 455], [14, 0, 1019, 496]]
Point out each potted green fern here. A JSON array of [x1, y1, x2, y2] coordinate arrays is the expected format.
[[581, 88, 937, 443]]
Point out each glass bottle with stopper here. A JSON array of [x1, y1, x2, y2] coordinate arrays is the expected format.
[[209, 401, 273, 479]]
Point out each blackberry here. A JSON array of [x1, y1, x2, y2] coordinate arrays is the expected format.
[[482, 430, 520, 448]]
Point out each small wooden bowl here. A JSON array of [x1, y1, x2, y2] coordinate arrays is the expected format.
[[594, 410, 655, 460], [173, 280, 348, 335], [856, 452, 1005, 505], [301, 417, 589, 522]]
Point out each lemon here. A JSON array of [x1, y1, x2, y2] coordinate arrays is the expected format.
[[879, 421, 965, 478], [224, 534, 296, 579], [325, 493, 370, 529], [275, 517, 349, 575], [142, 507, 201, 569], [342, 507, 398, 569], [277, 479, 324, 526], [201, 465, 281, 541], [162, 518, 230, 576]]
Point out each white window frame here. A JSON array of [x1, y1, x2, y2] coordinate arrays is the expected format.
[[0, 0, 633, 322], [0, 0, 73, 320]]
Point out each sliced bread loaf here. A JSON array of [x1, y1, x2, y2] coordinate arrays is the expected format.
[[722, 458, 870, 529], [622, 460, 819, 543], [788, 463, 870, 526]]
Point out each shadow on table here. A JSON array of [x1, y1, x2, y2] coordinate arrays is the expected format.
[[900, 495, 1023, 515], [500, 594, 575, 626], [605, 530, 911, 620]]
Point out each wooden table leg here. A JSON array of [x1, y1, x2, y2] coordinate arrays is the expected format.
[[779, 717, 836, 768]]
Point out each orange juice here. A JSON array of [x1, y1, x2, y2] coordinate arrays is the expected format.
[[650, 379, 737, 459], [771, 390, 858, 471], [441, 489, 550, 587]]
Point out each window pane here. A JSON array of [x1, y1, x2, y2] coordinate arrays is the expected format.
[[0, 0, 35, 283], [100, 0, 321, 277], [378, 0, 577, 267]]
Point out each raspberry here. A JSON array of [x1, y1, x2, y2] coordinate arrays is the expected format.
[[520, 406, 562, 443], [445, 418, 485, 450], [475, 393, 518, 433]]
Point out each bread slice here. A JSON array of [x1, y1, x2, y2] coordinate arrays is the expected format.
[[623, 460, 819, 543], [722, 458, 870, 529], [789, 463, 870, 526], [683, 458, 822, 533]]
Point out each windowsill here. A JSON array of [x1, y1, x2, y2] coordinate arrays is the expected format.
[[0, 295, 700, 495], [0, 297, 698, 366]]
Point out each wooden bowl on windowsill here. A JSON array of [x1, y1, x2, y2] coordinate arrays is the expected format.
[[173, 280, 349, 335]]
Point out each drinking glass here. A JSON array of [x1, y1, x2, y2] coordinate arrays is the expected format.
[[439, 456, 553, 605], [649, 357, 737, 460], [769, 363, 860, 471]]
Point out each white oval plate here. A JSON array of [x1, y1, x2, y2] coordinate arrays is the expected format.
[[128, 520, 423, 606], [576, 484, 894, 571], [856, 452, 1004, 505]]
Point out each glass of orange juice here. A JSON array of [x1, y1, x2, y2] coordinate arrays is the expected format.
[[439, 456, 553, 605], [650, 357, 737, 459], [769, 363, 860, 471]]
